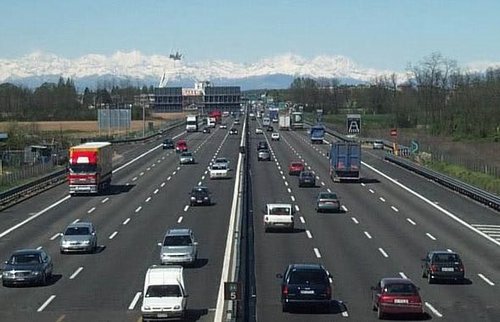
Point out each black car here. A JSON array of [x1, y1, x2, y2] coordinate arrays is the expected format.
[[2, 249, 54, 287], [422, 251, 465, 283], [189, 186, 211, 206], [202, 127, 211, 134], [234, 119, 241, 125], [229, 128, 238, 135], [162, 138, 174, 149], [277, 263, 332, 312], [257, 141, 268, 151], [298, 171, 316, 187], [267, 126, 274, 132]]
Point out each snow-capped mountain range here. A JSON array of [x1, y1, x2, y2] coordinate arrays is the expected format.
[[2, 50, 494, 90]]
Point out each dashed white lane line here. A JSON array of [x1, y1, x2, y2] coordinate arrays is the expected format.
[[406, 218, 416, 225], [135, 206, 142, 213], [140, 172, 145, 176], [321, 181, 325, 186], [399, 272, 408, 279], [132, 177, 138, 181], [101, 197, 109, 203], [37, 295, 56, 312], [202, 176, 205, 180], [176, 166, 181, 170], [313, 248, 322, 258], [287, 188, 292, 193], [198, 181, 202, 186], [327, 188, 332, 193], [290, 196, 296, 202], [478, 273, 495, 286], [154, 189, 159, 194], [178, 216, 183, 223], [69, 267, 84, 280], [161, 182, 166, 187], [295, 205, 300, 212], [36, 246, 42, 250], [378, 248, 389, 258], [447, 248, 453, 253], [364, 231, 372, 239], [426, 233, 437, 241], [50, 233, 62, 240], [87, 207, 96, 214], [108, 231, 118, 240], [306, 230, 312, 239], [167, 176, 172, 181], [172, 171, 177, 175], [284, 181, 289, 186], [128, 292, 142, 310], [145, 197, 151, 203], [184, 205, 189, 212], [146, 167, 151, 171], [369, 189, 375, 193], [425, 302, 443, 318], [300, 216, 306, 224], [341, 311, 349, 317], [391, 206, 399, 212], [360, 183, 366, 187], [351, 217, 359, 224], [72, 218, 80, 224], [282, 176, 286, 180], [123, 218, 131, 225], [341, 205, 348, 212], [379, 197, 386, 202]]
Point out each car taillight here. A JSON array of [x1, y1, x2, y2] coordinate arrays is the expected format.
[[458, 264, 465, 272], [282, 285, 288, 296], [410, 296, 422, 304], [380, 295, 391, 303], [430, 264, 438, 272]]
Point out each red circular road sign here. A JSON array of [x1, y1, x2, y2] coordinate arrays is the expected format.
[[390, 128, 397, 137]]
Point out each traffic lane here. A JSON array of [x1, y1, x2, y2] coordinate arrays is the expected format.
[[250, 134, 345, 321]]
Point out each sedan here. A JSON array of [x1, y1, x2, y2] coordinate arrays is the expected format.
[[2, 249, 53, 286], [422, 251, 465, 283], [257, 149, 271, 161], [202, 127, 211, 134], [229, 128, 238, 135], [288, 161, 304, 175], [179, 152, 195, 164], [371, 278, 424, 319], [316, 192, 340, 213], [60, 222, 97, 254], [298, 171, 316, 187], [190, 186, 211, 206]]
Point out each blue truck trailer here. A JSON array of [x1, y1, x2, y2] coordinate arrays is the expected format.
[[329, 142, 361, 182], [310, 124, 325, 144]]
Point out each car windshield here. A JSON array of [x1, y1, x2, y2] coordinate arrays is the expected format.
[[319, 193, 337, 199], [164, 235, 193, 246], [292, 163, 303, 167], [65, 227, 91, 235], [10, 253, 42, 264], [433, 253, 460, 262], [301, 172, 313, 177], [181, 153, 192, 157], [289, 270, 327, 284], [146, 285, 182, 298], [384, 283, 417, 294], [212, 164, 227, 170], [269, 207, 291, 216], [215, 158, 228, 163]]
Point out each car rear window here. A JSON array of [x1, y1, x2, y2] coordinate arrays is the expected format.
[[65, 227, 90, 235], [11, 254, 42, 264], [292, 163, 303, 167], [269, 207, 291, 216], [384, 283, 417, 294], [433, 254, 460, 262], [320, 193, 337, 199], [289, 270, 328, 284], [146, 285, 182, 298]]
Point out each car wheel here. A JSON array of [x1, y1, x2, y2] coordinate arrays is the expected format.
[[377, 306, 385, 319]]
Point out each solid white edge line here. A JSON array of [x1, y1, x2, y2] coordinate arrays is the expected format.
[[425, 302, 443, 317], [122, 218, 131, 225], [306, 230, 312, 238], [37, 295, 56, 312], [362, 161, 500, 247], [69, 267, 84, 280], [128, 292, 142, 310], [478, 273, 495, 286], [313, 248, 322, 258], [108, 231, 118, 239]]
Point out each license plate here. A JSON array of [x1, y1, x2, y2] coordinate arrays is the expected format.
[[300, 290, 315, 294], [157, 313, 169, 318], [442, 267, 454, 272], [394, 299, 409, 304], [197, 200, 202, 203]]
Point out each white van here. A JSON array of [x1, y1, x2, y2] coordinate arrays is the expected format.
[[263, 203, 294, 232], [141, 265, 188, 321]]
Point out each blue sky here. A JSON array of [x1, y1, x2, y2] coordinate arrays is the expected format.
[[1, 0, 499, 70]]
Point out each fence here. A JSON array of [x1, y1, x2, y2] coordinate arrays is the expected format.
[[0, 162, 62, 188]]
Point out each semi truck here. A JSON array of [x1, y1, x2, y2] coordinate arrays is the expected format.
[[186, 115, 198, 132], [68, 142, 113, 194], [329, 142, 361, 182], [291, 111, 304, 130], [279, 114, 291, 130], [310, 124, 325, 144]]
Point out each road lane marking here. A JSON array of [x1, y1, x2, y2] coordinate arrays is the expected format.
[[37, 295, 56, 312], [172, 171, 177, 175], [369, 189, 375, 193], [406, 218, 416, 225], [447, 248, 453, 252], [177, 166, 181, 170], [341, 311, 349, 317], [361, 183, 366, 186], [178, 216, 183, 223], [364, 231, 372, 239], [161, 182, 166, 187], [287, 188, 292, 193], [184, 205, 189, 212], [284, 181, 288, 186], [351, 217, 359, 224], [295, 205, 300, 212], [50, 233, 62, 240], [321, 181, 325, 186], [135, 206, 142, 213], [109, 231, 118, 239], [399, 272, 408, 279], [55, 315, 66, 322], [300, 216, 305, 224], [425, 302, 443, 318], [306, 230, 312, 239], [198, 181, 202, 186], [101, 198, 109, 203], [478, 273, 495, 286], [202, 176, 205, 180], [132, 177, 138, 181], [391, 206, 399, 212], [72, 218, 80, 224], [140, 172, 144, 176], [145, 197, 151, 203], [154, 189, 159, 194], [426, 233, 437, 241], [290, 196, 295, 201], [36, 246, 42, 250], [146, 167, 151, 171], [123, 218, 131, 225], [378, 248, 389, 258], [313, 248, 322, 258], [128, 292, 142, 310], [379, 197, 386, 202], [167, 176, 172, 181], [327, 188, 332, 193], [341, 205, 348, 212], [69, 267, 84, 280]]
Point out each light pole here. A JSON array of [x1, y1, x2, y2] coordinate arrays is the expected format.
[[142, 101, 146, 138]]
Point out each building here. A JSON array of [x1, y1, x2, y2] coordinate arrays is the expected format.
[[203, 86, 241, 114], [153, 87, 183, 112]]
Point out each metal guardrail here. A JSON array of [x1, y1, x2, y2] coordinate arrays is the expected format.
[[0, 120, 186, 210]]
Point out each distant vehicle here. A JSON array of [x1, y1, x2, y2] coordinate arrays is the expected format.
[[269, 108, 279, 123], [141, 265, 188, 321], [310, 124, 325, 144], [255, 128, 263, 134], [2, 249, 53, 287], [263, 203, 294, 232], [190, 186, 211, 206], [179, 152, 195, 164], [421, 251, 465, 284], [207, 117, 216, 128], [262, 117, 271, 127], [371, 278, 424, 319], [267, 126, 274, 132], [186, 115, 198, 132], [291, 111, 304, 130], [229, 128, 238, 135], [298, 171, 316, 187], [209, 163, 230, 179], [329, 142, 361, 182], [234, 119, 240, 125], [288, 162, 305, 175], [278, 263, 333, 312], [373, 140, 384, 149], [257, 141, 268, 151], [316, 192, 340, 213], [162, 138, 174, 149], [175, 140, 188, 153], [279, 114, 291, 130], [209, 110, 222, 123], [60, 222, 97, 254], [271, 132, 280, 141], [219, 123, 227, 129], [258, 149, 271, 161], [159, 228, 198, 265], [202, 127, 211, 134], [68, 142, 112, 195], [222, 111, 230, 117], [249, 112, 256, 120]]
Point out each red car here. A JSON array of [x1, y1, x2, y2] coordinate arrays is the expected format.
[[371, 278, 424, 319], [175, 140, 188, 153], [288, 162, 305, 175]]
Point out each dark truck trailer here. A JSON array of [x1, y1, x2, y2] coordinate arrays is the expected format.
[[329, 142, 361, 182]]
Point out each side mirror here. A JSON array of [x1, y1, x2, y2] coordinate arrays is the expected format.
[[276, 273, 283, 279]]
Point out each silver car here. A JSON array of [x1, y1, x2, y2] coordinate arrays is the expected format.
[[160, 229, 198, 265], [179, 151, 195, 164], [60, 222, 97, 254], [258, 149, 271, 161]]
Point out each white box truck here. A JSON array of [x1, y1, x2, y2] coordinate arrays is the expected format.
[[186, 115, 198, 132]]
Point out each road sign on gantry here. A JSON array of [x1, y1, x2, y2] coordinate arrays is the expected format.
[[346, 114, 361, 134]]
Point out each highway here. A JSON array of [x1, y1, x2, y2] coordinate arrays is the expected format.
[[0, 115, 499, 321]]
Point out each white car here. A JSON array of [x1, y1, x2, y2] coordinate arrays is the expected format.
[[263, 203, 294, 232], [271, 132, 280, 141], [220, 124, 227, 129], [209, 163, 229, 179], [255, 128, 263, 134]]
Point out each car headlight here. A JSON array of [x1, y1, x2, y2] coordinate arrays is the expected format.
[[32, 271, 40, 275], [173, 305, 181, 310], [204, 197, 209, 200], [190, 197, 195, 200], [143, 305, 150, 310]]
